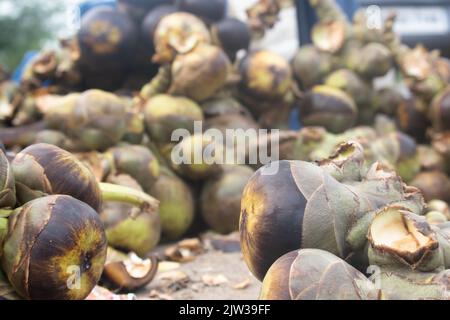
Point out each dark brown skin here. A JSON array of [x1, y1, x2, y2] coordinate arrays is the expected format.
[[240, 161, 306, 281], [396, 97, 430, 143], [176, 0, 226, 23], [373, 87, 403, 116], [77, 6, 138, 69], [202, 97, 252, 119], [141, 5, 178, 52], [292, 45, 335, 89], [168, 44, 230, 102], [11, 143, 102, 211], [117, 0, 170, 23], [2, 195, 107, 300], [430, 86, 450, 132], [105, 145, 160, 192], [204, 113, 259, 133], [239, 50, 292, 100], [211, 18, 251, 61], [260, 249, 380, 300], [410, 171, 450, 203], [300, 85, 357, 133], [258, 250, 296, 300], [201, 165, 254, 234]]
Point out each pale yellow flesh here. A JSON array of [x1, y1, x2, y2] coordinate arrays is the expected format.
[[371, 210, 431, 253]]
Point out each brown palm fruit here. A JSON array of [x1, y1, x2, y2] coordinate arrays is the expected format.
[[143, 94, 203, 144], [168, 44, 230, 102], [292, 45, 335, 89], [368, 131, 420, 183], [141, 5, 178, 54], [396, 97, 430, 143], [430, 86, 450, 132], [152, 12, 211, 64], [201, 165, 254, 234], [1, 195, 107, 300], [300, 85, 357, 133], [372, 87, 403, 116], [205, 113, 259, 133], [176, 0, 226, 23], [104, 144, 160, 192], [12, 143, 102, 211], [201, 96, 252, 118], [427, 199, 450, 220], [75, 151, 112, 182], [123, 112, 145, 144], [260, 249, 380, 300], [34, 130, 76, 151], [240, 141, 424, 280], [80, 66, 126, 91], [11, 143, 159, 215], [102, 247, 158, 292], [324, 69, 371, 107], [68, 90, 127, 151], [432, 132, 450, 170], [77, 6, 138, 68], [238, 51, 292, 114], [0, 149, 15, 209], [40, 90, 128, 151], [324, 69, 373, 123], [426, 211, 448, 225], [354, 43, 393, 79], [168, 133, 223, 180], [117, 0, 170, 23], [211, 18, 251, 61], [410, 171, 450, 203], [149, 167, 195, 241], [101, 174, 161, 257], [202, 97, 259, 141], [417, 145, 446, 172]]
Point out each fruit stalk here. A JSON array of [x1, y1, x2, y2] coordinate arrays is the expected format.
[[99, 182, 159, 214], [139, 64, 172, 100]]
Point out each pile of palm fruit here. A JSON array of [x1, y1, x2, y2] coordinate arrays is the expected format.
[[0, 0, 450, 300], [240, 0, 450, 300], [0, 0, 288, 300]]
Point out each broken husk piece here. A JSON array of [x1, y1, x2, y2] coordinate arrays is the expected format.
[[102, 247, 158, 292]]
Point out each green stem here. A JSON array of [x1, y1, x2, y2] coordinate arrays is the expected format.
[[99, 183, 159, 214], [0, 209, 13, 219]]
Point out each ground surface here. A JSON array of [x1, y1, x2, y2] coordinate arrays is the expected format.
[[137, 233, 261, 300]]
